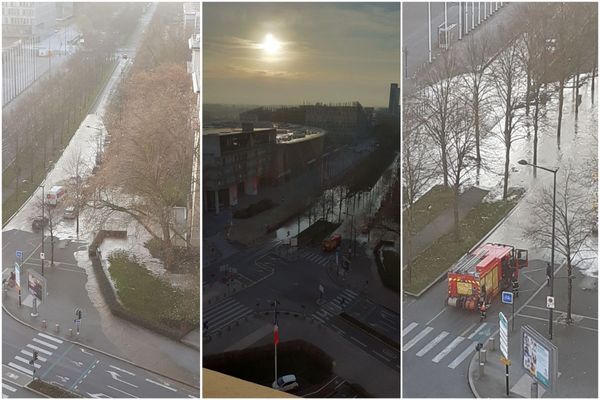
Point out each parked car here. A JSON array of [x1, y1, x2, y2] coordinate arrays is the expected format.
[[46, 186, 66, 206], [63, 206, 76, 219], [32, 217, 49, 232], [272, 374, 298, 392]]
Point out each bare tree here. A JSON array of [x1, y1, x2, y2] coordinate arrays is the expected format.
[[445, 102, 477, 241], [63, 148, 91, 236], [403, 98, 435, 282], [89, 64, 194, 270], [460, 27, 494, 166], [524, 165, 596, 322], [490, 37, 527, 200], [418, 51, 459, 188]]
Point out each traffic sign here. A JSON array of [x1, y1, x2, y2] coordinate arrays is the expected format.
[[546, 296, 555, 309], [75, 319, 81, 326], [16, 250, 23, 259], [40, 252, 45, 260], [499, 312, 509, 359], [502, 291, 514, 304], [500, 356, 512, 366]]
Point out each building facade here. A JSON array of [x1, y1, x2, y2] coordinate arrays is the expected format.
[[388, 83, 400, 115], [2, 2, 56, 40]]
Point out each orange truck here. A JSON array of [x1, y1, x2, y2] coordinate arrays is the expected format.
[[321, 234, 342, 252], [446, 243, 528, 311]]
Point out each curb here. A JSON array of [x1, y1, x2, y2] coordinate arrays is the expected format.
[[24, 385, 50, 398], [2, 304, 200, 391], [467, 354, 482, 398], [404, 193, 524, 298]]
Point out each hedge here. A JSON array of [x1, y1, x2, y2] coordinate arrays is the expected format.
[[28, 379, 79, 398]]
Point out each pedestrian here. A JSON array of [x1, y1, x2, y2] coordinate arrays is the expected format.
[[546, 262, 552, 287]]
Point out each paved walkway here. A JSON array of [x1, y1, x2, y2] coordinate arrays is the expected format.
[[403, 186, 489, 267], [468, 264, 598, 398]]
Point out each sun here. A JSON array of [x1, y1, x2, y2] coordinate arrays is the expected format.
[[260, 33, 281, 55]]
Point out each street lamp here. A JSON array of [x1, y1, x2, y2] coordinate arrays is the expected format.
[[518, 159, 558, 340], [24, 180, 45, 276]]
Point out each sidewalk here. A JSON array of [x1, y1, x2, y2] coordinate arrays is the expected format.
[[468, 264, 598, 398], [403, 186, 489, 267]]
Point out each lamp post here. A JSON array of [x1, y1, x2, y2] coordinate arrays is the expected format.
[[518, 159, 558, 340]]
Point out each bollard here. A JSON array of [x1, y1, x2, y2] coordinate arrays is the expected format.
[[42, 320, 47, 329], [55, 324, 60, 333], [68, 328, 73, 337], [479, 362, 485, 377], [488, 336, 496, 351], [531, 380, 538, 398], [481, 349, 487, 363]]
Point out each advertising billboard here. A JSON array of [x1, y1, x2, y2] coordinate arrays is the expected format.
[[521, 325, 558, 392], [28, 271, 44, 303]]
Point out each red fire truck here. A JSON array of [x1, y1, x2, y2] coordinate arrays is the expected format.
[[446, 243, 528, 311]]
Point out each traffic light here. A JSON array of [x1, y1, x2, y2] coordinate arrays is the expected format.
[[77, 310, 82, 320], [33, 351, 38, 361]]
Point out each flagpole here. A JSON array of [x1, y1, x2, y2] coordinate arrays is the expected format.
[[274, 300, 279, 385]]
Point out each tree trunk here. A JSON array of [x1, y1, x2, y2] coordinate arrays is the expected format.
[[557, 78, 565, 142], [453, 184, 460, 241], [533, 85, 540, 178], [592, 64, 596, 103], [567, 258, 573, 323], [575, 73, 580, 117], [441, 145, 449, 188], [474, 95, 481, 165], [503, 140, 510, 200], [50, 235, 55, 267], [526, 68, 531, 116]]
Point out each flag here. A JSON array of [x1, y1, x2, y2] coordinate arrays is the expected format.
[[273, 324, 279, 345]]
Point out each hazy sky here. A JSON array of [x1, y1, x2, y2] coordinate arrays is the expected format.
[[203, 2, 400, 107]]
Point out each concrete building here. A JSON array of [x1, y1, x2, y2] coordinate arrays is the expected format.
[[2, 2, 56, 40], [388, 83, 400, 115]]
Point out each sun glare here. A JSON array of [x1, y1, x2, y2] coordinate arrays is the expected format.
[[261, 33, 281, 55]]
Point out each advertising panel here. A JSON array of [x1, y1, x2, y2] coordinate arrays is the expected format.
[[521, 325, 558, 391], [28, 272, 44, 302]]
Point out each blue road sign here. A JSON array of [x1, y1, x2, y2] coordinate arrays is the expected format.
[[502, 291, 514, 304], [16, 250, 23, 259]]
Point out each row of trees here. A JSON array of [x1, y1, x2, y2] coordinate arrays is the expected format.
[[403, 3, 597, 279]]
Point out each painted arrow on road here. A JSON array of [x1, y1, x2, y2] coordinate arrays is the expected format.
[[145, 378, 177, 392], [106, 371, 138, 388]]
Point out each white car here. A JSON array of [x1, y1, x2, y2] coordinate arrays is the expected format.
[[272, 374, 298, 392]]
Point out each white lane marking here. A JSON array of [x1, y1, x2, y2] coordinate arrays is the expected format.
[[459, 322, 478, 338], [14, 356, 40, 369], [8, 363, 32, 376], [106, 371, 138, 388], [372, 350, 391, 362], [432, 337, 465, 363], [37, 333, 64, 344], [26, 344, 52, 356], [80, 348, 94, 356], [3, 383, 17, 392], [467, 322, 488, 339], [403, 322, 418, 337], [109, 365, 135, 376], [145, 378, 177, 392], [448, 344, 476, 369], [32, 338, 58, 350], [426, 308, 446, 325], [312, 315, 325, 323], [350, 336, 367, 347], [107, 385, 137, 398], [416, 331, 449, 357], [403, 327, 433, 351], [21, 350, 47, 362]]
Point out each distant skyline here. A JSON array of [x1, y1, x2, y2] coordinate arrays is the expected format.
[[203, 2, 400, 107]]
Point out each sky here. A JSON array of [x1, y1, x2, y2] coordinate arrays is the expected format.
[[203, 2, 400, 108]]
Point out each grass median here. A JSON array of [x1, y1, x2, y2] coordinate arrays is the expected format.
[[404, 195, 520, 295], [108, 251, 199, 331], [403, 185, 454, 235]]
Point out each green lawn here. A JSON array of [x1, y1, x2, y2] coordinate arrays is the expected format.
[[403, 185, 454, 235], [379, 250, 400, 293], [108, 251, 199, 329], [404, 196, 520, 295]]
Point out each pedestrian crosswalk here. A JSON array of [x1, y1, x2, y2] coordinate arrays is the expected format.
[[311, 289, 359, 324], [403, 322, 491, 370], [299, 249, 333, 267], [204, 297, 253, 332], [4, 331, 63, 395]]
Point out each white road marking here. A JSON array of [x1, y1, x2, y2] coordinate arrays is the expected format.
[[109, 365, 135, 376], [37, 333, 64, 344], [350, 336, 367, 347], [106, 371, 138, 388], [448, 345, 476, 369], [107, 385, 137, 398], [459, 322, 478, 338], [14, 356, 40, 369], [403, 322, 418, 337], [467, 322, 488, 339], [80, 348, 94, 356], [8, 363, 32, 376], [32, 338, 58, 350], [416, 331, 449, 357], [26, 344, 52, 356], [21, 350, 47, 362], [432, 337, 465, 363], [145, 378, 177, 392], [2, 383, 17, 392], [425, 308, 446, 325], [312, 315, 325, 323], [372, 350, 391, 362], [403, 327, 433, 351]]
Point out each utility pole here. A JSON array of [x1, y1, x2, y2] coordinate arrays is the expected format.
[[41, 185, 45, 276], [428, 2, 432, 63]]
